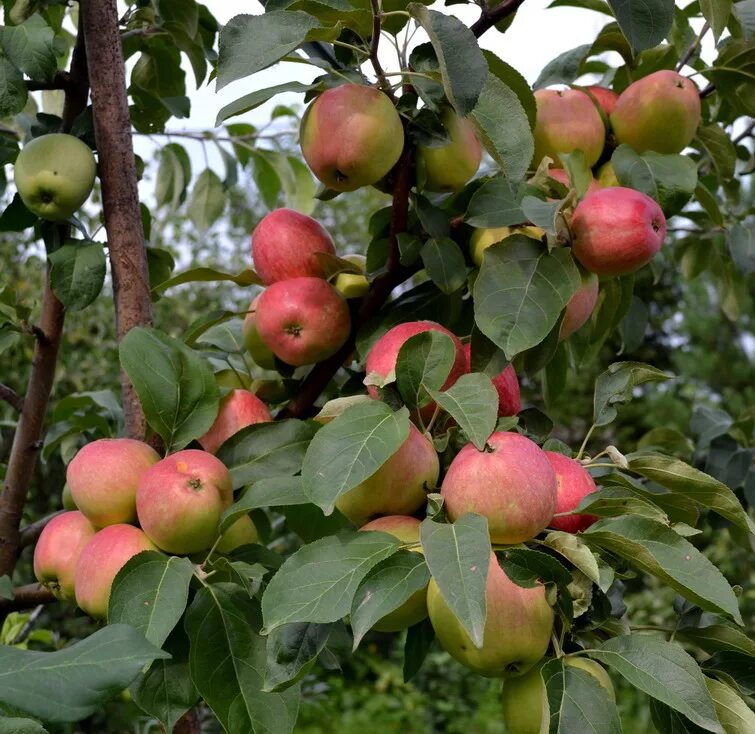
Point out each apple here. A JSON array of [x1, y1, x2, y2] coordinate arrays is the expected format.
[[33, 511, 96, 600], [67, 438, 160, 527], [14, 133, 97, 221], [559, 270, 599, 340], [533, 89, 605, 168], [243, 295, 277, 370], [597, 161, 619, 187], [334, 254, 369, 299], [469, 226, 544, 267], [359, 515, 428, 631], [198, 389, 272, 454], [462, 343, 520, 417], [427, 553, 554, 677], [570, 187, 666, 276], [611, 70, 701, 154], [74, 524, 157, 619], [62, 482, 77, 510], [335, 424, 439, 525], [251, 208, 336, 284], [585, 85, 619, 117], [136, 449, 232, 554], [300, 83, 404, 192], [441, 431, 557, 544], [214, 368, 251, 390], [544, 451, 599, 533], [416, 109, 482, 193], [216, 515, 258, 553], [547, 167, 602, 197], [255, 277, 351, 366]]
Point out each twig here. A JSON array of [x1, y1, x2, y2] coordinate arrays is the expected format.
[[0, 384, 23, 412], [676, 22, 709, 72], [732, 120, 755, 145], [470, 0, 527, 38], [173, 708, 202, 734], [699, 83, 715, 99], [0, 584, 56, 613], [369, 0, 395, 98], [25, 71, 71, 92], [18, 511, 65, 549], [10, 604, 44, 645]]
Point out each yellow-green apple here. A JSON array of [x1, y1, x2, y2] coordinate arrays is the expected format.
[[462, 343, 520, 417], [74, 524, 156, 619], [570, 187, 666, 275], [216, 515, 258, 553], [335, 424, 439, 525], [198, 389, 272, 454], [545, 451, 599, 533], [359, 515, 428, 630], [559, 270, 599, 340], [547, 167, 602, 197], [334, 254, 369, 299], [14, 133, 97, 221], [533, 89, 605, 168], [62, 482, 77, 510], [427, 553, 553, 676], [33, 511, 96, 600], [214, 369, 251, 389], [611, 70, 701, 154], [243, 295, 276, 370], [584, 85, 618, 117], [440, 431, 557, 544], [136, 449, 232, 554], [469, 226, 545, 267], [300, 83, 404, 192], [597, 161, 619, 187], [67, 438, 160, 527], [251, 208, 336, 284], [255, 277, 351, 366], [416, 110, 482, 193]]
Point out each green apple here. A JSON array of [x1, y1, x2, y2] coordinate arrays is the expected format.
[[14, 133, 96, 221], [597, 161, 619, 187], [470, 226, 544, 266], [334, 254, 369, 299]]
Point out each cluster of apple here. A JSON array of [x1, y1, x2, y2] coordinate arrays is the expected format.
[[33, 440, 257, 618]]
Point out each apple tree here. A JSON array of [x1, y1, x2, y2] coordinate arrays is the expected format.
[[0, 0, 753, 733]]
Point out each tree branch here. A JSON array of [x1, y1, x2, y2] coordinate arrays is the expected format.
[[369, 0, 394, 97], [676, 21, 709, 72], [80, 0, 153, 440], [699, 83, 715, 99], [18, 510, 65, 550], [732, 120, 755, 145], [173, 708, 202, 734], [0, 384, 23, 412], [25, 70, 71, 92], [0, 584, 56, 613], [470, 0, 526, 37]]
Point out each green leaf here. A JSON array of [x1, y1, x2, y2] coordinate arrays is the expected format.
[[575, 487, 670, 523], [0, 576, 13, 600], [154, 265, 262, 292], [498, 548, 571, 588], [695, 124, 736, 181], [264, 622, 331, 693], [474, 235, 581, 360], [221, 477, 309, 533], [406, 5, 487, 116], [421, 238, 467, 295], [119, 326, 219, 452], [483, 51, 536, 129], [420, 514, 490, 647], [48, 241, 106, 312], [0, 58, 27, 117], [428, 374, 497, 451], [700, 0, 733, 40], [583, 516, 743, 623], [533, 44, 591, 89], [733, 0, 755, 38], [185, 583, 300, 734], [588, 635, 722, 732], [464, 176, 524, 228], [675, 625, 755, 657], [606, 0, 675, 52], [395, 330, 456, 410], [108, 552, 194, 648], [0, 718, 47, 734], [0, 625, 169, 723], [301, 403, 411, 515], [706, 676, 755, 733], [727, 222, 755, 275], [403, 618, 435, 682], [261, 532, 399, 632], [542, 531, 601, 584], [520, 196, 564, 236], [216, 81, 312, 125], [695, 182, 724, 227], [703, 652, 755, 695], [0, 14, 56, 81], [155, 143, 191, 210], [188, 169, 225, 232]]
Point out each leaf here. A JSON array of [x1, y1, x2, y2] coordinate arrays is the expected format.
[[420, 515, 490, 647], [395, 330, 456, 410], [474, 235, 581, 360], [727, 222, 755, 275], [428, 374, 497, 450], [0, 58, 27, 117], [403, 618, 435, 683], [0, 15, 57, 82], [0, 625, 169, 723], [188, 169, 225, 232], [498, 547, 572, 588], [301, 403, 411, 515], [216, 82, 311, 125], [606, 0, 675, 52], [482, 51, 536, 129], [0, 576, 15, 600], [155, 143, 190, 210], [588, 635, 722, 732], [221, 477, 309, 533], [185, 583, 300, 734], [575, 487, 670, 523], [264, 622, 331, 693], [521, 195, 564, 235], [675, 625, 755, 657], [261, 532, 399, 632], [583, 516, 743, 623], [705, 676, 755, 733], [464, 175, 525, 228], [0, 718, 47, 734], [119, 327, 219, 452], [108, 552, 194, 648], [154, 265, 263, 292], [695, 124, 736, 181], [695, 182, 724, 227], [421, 238, 467, 295], [700, 0, 733, 40], [542, 531, 601, 584], [533, 44, 591, 89], [48, 241, 106, 312], [703, 651, 755, 695]]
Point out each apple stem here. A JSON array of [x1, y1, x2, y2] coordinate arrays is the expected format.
[[575, 423, 597, 461]]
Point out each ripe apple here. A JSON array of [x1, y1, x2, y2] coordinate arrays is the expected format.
[[533, 89, 605, 168], [216, 515, 258, 553], [359, 515, 428, 631], [559, 270, 599, 340], [14, 133, 97, 221], [570, 187, 666, 276], [441, 431, 557, 544], [584, 85, 619, 117], [427, 553, 554, 677], [416, 109, 482, 192], [243, 295, 276, 370], [33, 511, 96, 600], [67, 438, 160, 527], [469, 226, 544, 267], [336, 424, 439, 525], [251, 208, 336, 284], [74, 524, 156, 619], [597, 161, 619, 187], [462, 343, 520, 417], [255, 277, 351, 366], [547, 167, 602, 197], [611, 70, 701, 154], [544, 451, 599, 533], [300, 83, 404, 192], [136, 449, 232, 554], [198, 389, 272, 454], [334, 254, 369, 299]]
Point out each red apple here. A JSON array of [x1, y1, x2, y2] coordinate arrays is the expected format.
[[67, 438, 160, 527], [545, 451, 599, 533], [585, 85, 618, 116], [548, 167, 602, 197], [462, 343, 520, 417], [136, 450, 232, 554], [255, 277, 351, 366], [74, 524, 156, 619], [198, 389, 272, 454], [251, 208, 336, 285], [33, 511, 96, 600], [570, 187, 666, 276], [559, 270, 599, 340], [441, 432, 557, 544]]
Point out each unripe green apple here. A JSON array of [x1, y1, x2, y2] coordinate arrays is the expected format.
[[216, 515, 258, 553], [469, 225, 545, 266], [243, 295, 277, 370], [300, 84, 404, 192], [597, 161, 619, 187], [14, 133, 97, 221], [215, 369, 252, 389], [62, 482, 77, 510], [334, 254, 369, 299]]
